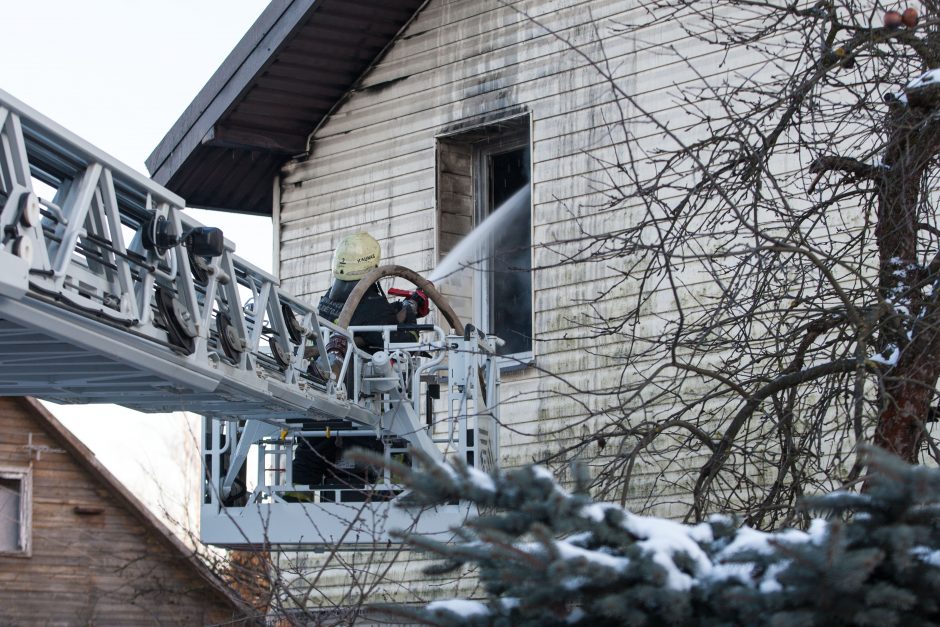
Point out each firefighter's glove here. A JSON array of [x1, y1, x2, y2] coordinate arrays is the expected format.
[[406, 289, 430, 317], [325, 334, 349, 358]]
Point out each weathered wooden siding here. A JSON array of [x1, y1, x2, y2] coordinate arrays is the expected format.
[[273, 0, 742, 605], [279, 0, 664, 473], [436, 139, 475, 326], [0, 397, 248, 625]]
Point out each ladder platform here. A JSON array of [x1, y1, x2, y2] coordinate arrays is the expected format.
[[200, 501, 473, 550]]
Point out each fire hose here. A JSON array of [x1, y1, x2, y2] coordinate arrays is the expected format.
[[335, 265, 462, 331], [332, 265, 488, 397]]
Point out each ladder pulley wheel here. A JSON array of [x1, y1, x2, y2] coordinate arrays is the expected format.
[[216, 312, 244, 361], [282, 302, 304, 344], [188, 247, 211, 284], [269, 336, 291, 368], [155, 286, 195, 355]]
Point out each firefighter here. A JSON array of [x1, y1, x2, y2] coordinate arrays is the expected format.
[[290, 431, 385, 496], [293, 232, 428, 492], [317, 231, 429, 355]]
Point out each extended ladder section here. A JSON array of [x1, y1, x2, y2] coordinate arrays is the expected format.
[[0, 89, 500, 548]]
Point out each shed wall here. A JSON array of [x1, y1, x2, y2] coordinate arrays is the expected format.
[[0, 397, 245, 625]]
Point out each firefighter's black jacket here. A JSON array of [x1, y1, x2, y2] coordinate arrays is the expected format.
[[317, 279, 416, 353]]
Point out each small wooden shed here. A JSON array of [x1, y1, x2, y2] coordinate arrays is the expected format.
[[0, 396, 255, 625]]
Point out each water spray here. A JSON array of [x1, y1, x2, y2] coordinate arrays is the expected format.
[[429, 186, 530, 283]]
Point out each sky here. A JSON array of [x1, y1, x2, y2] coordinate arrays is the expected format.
[[0, 1, 272, 534]]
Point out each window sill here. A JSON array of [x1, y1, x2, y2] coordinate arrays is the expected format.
[[0, 549, 31, 558], [497, 352, 533, 373]]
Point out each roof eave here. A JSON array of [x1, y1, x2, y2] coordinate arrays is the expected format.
[[146, 0, 316, 187]]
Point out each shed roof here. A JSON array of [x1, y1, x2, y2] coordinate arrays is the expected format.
[[146, 0, 425, 215]]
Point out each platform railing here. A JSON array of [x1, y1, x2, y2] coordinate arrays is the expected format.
[[198, 324, 502, 547]]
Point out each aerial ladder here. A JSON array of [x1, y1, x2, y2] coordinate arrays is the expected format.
[[0, 89, 501, 549]]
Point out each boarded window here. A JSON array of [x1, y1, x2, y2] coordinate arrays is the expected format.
[[0, 468, 31, 555], [436, 115, 533, 363]]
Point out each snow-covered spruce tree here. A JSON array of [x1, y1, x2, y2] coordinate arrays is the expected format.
[[369, 447, 940, 626]]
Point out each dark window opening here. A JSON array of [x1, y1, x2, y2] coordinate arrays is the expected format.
[[436, 114, 533, 365], [485, 147, 532, 356]]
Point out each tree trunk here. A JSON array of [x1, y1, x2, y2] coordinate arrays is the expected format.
[[873, 330, 940, 462], [873, 111, 940, 462]]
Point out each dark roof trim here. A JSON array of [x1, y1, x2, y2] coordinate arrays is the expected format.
[[146, 0, 428, 215], [146, 0, 315, 184]]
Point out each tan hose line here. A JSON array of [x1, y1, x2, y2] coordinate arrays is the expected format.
[[334, 264, 491, 402], [336, 265, 464, 332]]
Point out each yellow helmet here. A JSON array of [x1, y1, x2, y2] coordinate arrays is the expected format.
[[332, 232, 381, 280]]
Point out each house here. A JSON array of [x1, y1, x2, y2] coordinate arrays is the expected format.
[[149, 0, 638, 486], [0, 396, 256, 624], [147, 0, 708, 605]]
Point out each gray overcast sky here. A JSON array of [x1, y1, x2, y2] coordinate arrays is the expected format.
[[0, 1, 272, 529]]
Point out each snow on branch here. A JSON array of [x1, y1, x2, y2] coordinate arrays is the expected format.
[[377, 447, 940, 625]]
